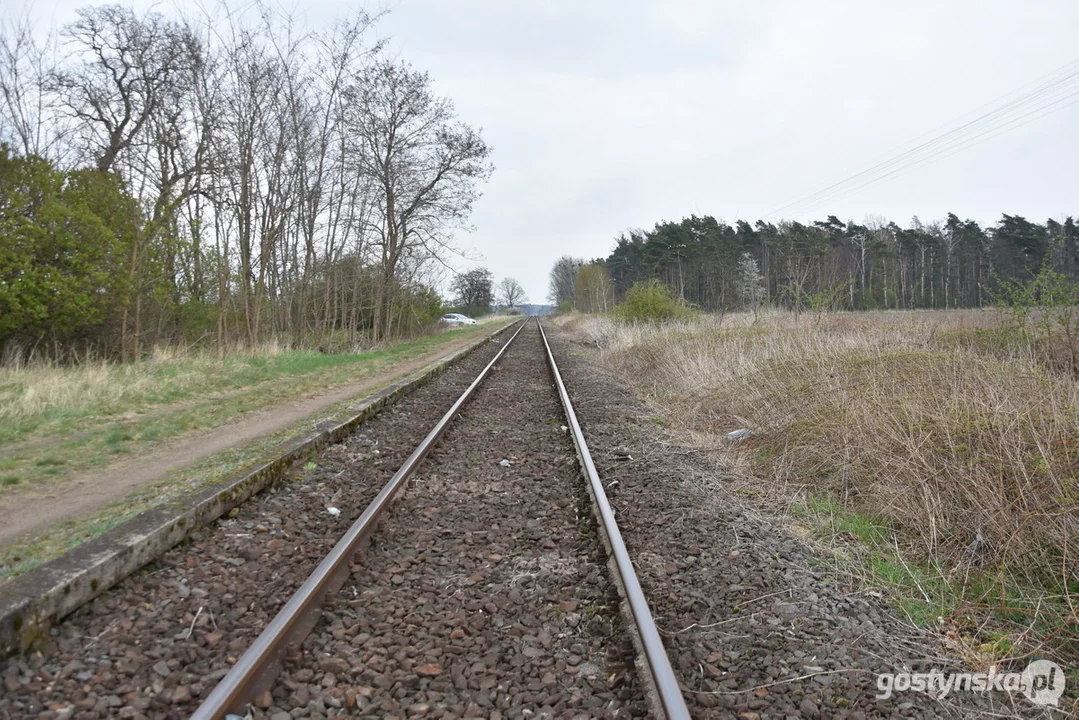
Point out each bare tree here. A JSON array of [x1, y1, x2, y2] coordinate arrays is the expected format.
[[51, 6, 198, 173], [737, 252, 765, 311], [547, 255, 581, 307], [0, 12, 59, 157], [0, 1, 500, 359], [452, 268, 493, 316], [573, 264, 612, 313], [347, 59, 493, 340], [497, 277, 526, 308]]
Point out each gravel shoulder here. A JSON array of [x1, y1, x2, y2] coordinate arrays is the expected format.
[[543, 323, 1062, 720]]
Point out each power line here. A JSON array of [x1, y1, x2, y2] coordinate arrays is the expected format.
[[766, 63, 1079, 218], [767, 66, 1079, 218], [764, 58, 1079, 220], [790, 86, 1079, 218], [844, 59, 1079, 168]]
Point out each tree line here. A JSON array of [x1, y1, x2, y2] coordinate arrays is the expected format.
[[550, 212, 1078, 312], [0, 3, 493, 362]]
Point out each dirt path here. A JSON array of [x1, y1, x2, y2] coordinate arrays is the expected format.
[[0, 332, 493, 548]]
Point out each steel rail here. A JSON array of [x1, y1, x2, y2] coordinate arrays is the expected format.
[[537, 320, 691, 720], [192, 319, 528, 720]]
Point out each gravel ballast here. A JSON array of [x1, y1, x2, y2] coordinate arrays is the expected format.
[[276, 322, 645, 719]]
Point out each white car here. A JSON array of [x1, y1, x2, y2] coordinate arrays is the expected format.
[[440, 313, 477, 326]]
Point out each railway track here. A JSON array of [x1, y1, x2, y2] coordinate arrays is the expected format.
[[1, 319, 688, 719], [192, 318, 688, 719], [2, 320, 1049, 719]]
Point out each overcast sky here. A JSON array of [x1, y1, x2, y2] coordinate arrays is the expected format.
[[17, 0, 1079, 302]]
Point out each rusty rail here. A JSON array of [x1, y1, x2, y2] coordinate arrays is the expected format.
[[192, 319, 528, 720], [538, 320, 691, 720]]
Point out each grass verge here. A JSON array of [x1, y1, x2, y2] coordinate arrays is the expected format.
[[0, 320, 510, 495]]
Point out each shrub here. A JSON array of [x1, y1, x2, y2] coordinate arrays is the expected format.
[[613, 279, 694, 323]]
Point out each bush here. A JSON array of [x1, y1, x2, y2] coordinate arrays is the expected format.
[[613, 279, 694, 323]]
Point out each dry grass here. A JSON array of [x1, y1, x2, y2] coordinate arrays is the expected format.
[[0, 321, 512, 493], [0, 322, 505, 441], [0, 341, 292, 440], [561, 309, 1079, 662]]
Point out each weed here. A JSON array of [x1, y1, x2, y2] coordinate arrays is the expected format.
[[105, 429, 133, 445]]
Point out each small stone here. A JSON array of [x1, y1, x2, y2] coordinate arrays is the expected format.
[[798, 697, 819, 718], [577, 661, 600, 677], [152, 661, 171, 678], [415, 663, 443, 676], [319, 657, 350, 675], [254, 689, 272, 709], [171, 686, 191, 703]]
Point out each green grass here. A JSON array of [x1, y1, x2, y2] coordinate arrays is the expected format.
[[789, 492, 1079, 674], [0, 321, 511, 497]]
